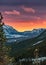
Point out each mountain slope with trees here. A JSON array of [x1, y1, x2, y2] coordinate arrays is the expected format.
[[9, 30, 46, 59]]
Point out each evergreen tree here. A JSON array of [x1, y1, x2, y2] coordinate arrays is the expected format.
[[0, 12, 6, 65]]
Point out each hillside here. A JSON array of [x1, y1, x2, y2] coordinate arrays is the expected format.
[[9, 30, 46, 58]]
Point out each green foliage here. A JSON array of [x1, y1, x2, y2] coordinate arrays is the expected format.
[[0, 15, 10, 65], [0, 23, 6, 64]]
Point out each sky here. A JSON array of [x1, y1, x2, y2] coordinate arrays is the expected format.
[[0, 0, 46, 32]]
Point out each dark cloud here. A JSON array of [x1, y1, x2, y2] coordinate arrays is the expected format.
[[0, 0, 46, 22], [0, 0, 46, 6]]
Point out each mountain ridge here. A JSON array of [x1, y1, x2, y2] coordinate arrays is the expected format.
[[2, 25, 46, 58], [9, 29, 46, 58], [2, 25, 46, 43]]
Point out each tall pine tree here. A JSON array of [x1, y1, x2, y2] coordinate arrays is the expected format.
[[0, 12, 14, 65], [0, 12, 6, 65]]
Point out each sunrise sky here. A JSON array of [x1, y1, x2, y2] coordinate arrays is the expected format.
[[0, 0, 46, 32]]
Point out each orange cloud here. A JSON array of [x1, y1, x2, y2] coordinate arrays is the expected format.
[[4, 10, 20, 15], [22, 6, 35, 13], [3, 13, 46, 32], [4, 20, 46, 32]]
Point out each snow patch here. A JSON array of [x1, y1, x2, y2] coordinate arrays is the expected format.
[[33, 40, 43, 46]]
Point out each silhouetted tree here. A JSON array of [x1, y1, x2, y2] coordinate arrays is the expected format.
[[0, 12, 6, 65]]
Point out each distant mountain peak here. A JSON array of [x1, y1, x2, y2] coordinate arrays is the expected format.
[[3, 25, 18, 34], [2, 24, 46, 43]]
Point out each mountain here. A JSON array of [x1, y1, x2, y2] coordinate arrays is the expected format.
[[8, 29, 46, 58], [1, 24, 46, 60], [3, 25, 26, 43], [22, 28, 45, 37], [3, 25, 46, 43]]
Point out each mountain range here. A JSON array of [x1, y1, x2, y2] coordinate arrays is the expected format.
[[3, 25, 46, 43], [2, 25, 46, 58], [9, 29, 46, 58]]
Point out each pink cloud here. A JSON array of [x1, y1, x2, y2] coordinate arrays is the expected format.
[[4, 10, 20, 15], [22, 6, 35, 13]]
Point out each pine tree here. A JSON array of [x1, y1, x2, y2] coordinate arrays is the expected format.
[[0, 12, 15, 65], [0, 13, 6, 65]]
